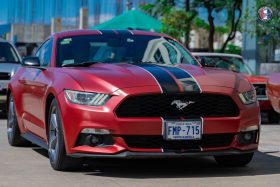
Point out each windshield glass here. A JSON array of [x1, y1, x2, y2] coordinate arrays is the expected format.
[[0, 42, 20, 63], [198, 56, 254, 75], [56, 35, 199, 67]]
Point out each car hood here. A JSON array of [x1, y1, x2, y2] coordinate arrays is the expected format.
[[0, 63, 20, 74], [61, 63, 246, 93]]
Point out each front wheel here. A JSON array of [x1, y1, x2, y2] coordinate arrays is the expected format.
[[7, 95, 29, 146], [214, 153, 254, 167], [48, 99, 82, 171]]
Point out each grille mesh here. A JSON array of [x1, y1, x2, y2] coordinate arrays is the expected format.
[[115, 93, 239, 118], [122, 134, 235, 149], [0, 72, 10, 80]]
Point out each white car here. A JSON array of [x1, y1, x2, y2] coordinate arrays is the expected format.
[[0, 38, 21, 112]]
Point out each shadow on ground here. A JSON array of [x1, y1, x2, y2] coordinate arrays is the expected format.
[[31, 147, 280, 178]]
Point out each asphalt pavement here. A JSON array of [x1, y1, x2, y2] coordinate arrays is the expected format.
[[0, 117, 280, 187]]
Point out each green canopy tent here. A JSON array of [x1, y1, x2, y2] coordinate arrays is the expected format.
[[92, 9, 162, 32]]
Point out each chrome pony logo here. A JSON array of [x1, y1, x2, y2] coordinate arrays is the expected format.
[[171, 100, 195, 110]]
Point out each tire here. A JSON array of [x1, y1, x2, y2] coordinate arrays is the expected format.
[[7, 95, 29, 146], [48, 99, 82, 171], [268, 110, 279, 124], [214, 153, 254, 167]]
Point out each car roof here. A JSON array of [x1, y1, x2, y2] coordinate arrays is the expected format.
[[52, 29, 169, 39], [192, 52, 243, 59]]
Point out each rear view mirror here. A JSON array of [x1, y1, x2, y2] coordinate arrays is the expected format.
[[22, 57, 40, 67], [199, 58, 216, 68]]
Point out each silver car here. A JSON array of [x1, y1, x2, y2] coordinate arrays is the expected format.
[[0, 38, 21, 112]]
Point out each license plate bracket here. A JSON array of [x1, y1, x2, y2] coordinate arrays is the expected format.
[[164, 119, 202, 140]]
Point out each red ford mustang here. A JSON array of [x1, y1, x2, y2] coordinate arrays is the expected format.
[[267, 73, 280, 114], [7, 30, 260, 171]]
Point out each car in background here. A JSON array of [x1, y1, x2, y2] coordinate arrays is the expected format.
[[0, 38, 21, 113], [7, 30, 260, 171], [267, 73, 280, 114], [193, 52, 278, 123]]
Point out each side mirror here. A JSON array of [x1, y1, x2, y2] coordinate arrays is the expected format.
[[199, 58, 216, 68], [22, 57, 40, 67]]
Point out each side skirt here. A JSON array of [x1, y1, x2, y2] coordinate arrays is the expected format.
[[21, 132, 48, 150]]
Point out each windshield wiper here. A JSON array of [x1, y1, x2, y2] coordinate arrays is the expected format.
[[61, 61, 100, 67]]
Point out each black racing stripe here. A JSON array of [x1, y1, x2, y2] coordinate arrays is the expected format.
[[159, 66, 201, 92], [136, 64, 180, 93]]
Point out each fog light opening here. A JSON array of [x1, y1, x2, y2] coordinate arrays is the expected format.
[[90, 135, 101, 144], [76, 129, 114, 147], [244, 132, 253, 141], [237, 130, 258, 145]]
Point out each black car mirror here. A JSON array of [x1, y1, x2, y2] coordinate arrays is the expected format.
[[200, 58, 216, 68], [22, 57, 41, 67]]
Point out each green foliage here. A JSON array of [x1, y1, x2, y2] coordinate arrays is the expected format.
[[140, 0, 175, 17], [192, 0, 228, 12], [141, 0, 243, 51], [193, 17, 209, 30], [256, 0, 280, 44], [224, 43, 241, 54], [242, 0, 280, 45], [161, 9, 196, 42]]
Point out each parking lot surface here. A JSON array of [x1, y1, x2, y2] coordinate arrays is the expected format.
[[0, 118, 280, 187]]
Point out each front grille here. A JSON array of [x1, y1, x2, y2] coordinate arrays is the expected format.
[[253, 84, 267, 100], [116, 93, 239, 118], [122, 134, 235, 150], [0, 72, 10, 80]]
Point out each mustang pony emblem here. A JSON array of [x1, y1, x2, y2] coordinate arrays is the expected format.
[[171, 100, 195, 110]]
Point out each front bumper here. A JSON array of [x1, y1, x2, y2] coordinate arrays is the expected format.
[[68, 149, 257, 159], [56, 85, 260, 157]]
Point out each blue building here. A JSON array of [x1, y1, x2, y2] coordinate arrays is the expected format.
[[0, 0, 153, 44]]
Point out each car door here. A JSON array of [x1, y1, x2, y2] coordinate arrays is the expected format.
[[19, 39, 53, 139]]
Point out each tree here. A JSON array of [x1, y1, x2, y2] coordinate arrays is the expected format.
[[161, 9, 196, 45], [255, 0, 280, 45], [141, 0, 175, 18], [193, 0, 230, 52], [141, 0, 196, 46], [220, 0, 242, 52], [241, 0, 280, 48], [142, 0, 244, 52]]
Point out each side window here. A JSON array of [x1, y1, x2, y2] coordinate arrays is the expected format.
[[36, 39, 53, 67]]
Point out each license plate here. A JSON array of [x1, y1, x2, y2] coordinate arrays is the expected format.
[[164, 119, 202, 140]]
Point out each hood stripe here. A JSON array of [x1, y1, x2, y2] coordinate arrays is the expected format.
[[135, 64, 181, 93], [159, 65, 201, 92]]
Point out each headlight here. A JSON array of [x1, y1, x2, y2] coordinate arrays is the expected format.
[[239, 90, 257, 105], [64, 90, 111, 106]]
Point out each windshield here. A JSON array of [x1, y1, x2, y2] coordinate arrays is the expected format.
[[198, 56, 254, 75], [0, 42, 20, 63], [56, 35, 199, 67]]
